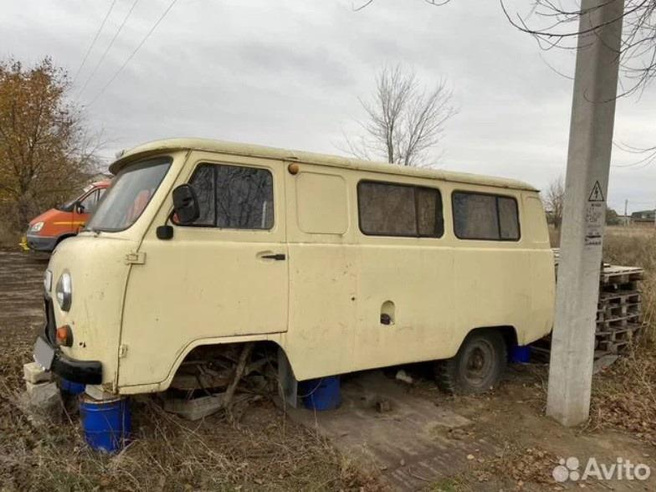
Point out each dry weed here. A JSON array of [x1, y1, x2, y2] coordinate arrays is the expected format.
[[604, 229, 656, 343], [474, 445, 557, 486], [588, 347, 656, 446], [585, 229, 656, 445], [0, 342, 381, 491]]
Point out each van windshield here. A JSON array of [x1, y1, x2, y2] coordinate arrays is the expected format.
[[56, 197, 78, 212], [86, 157, 171, 232]]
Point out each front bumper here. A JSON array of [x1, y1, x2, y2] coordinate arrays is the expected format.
[[34, 336, 103, 384], [26, 233, 57, 252], [50, 344, 103, 384], [37, 299, 102, 385]]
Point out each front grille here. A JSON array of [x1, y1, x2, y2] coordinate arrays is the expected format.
[[44, 298, 56, 344]]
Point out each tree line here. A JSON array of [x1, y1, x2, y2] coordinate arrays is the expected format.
[[0, 58, 99, 239]]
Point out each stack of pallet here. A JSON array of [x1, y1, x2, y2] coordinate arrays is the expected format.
[[596, 266, 644, 355], [533, 250, 645, 360]]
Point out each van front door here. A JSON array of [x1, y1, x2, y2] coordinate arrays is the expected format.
[[118, 152, 288, 390]]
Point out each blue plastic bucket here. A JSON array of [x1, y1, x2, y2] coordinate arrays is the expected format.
[[80, 396, 131, 453], [510, 345, 531, 363], [300, 376, 341, 411], [60, 378, 86, 395]]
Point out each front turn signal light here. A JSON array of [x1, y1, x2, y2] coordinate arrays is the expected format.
[[56, 325, 73, 347]]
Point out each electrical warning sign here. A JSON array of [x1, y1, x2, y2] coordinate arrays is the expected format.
[[588, 181, 605, 202], [584, 180, 606, 247]]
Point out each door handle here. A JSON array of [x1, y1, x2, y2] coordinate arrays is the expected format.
[[259, 253, 286, 261]]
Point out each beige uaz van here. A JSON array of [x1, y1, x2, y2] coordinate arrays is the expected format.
[[34, 138, 555, 399]]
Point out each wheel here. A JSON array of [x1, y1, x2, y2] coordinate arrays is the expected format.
[[435, 330, 507, 395]]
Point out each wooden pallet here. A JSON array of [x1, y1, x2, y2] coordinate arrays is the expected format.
[[599, 291, 641, 305], [596, 303, 641, 322], [597, 313, 641, 329], [601, 280, 641, 293], [600, 266, 644, 285], [533, 256, 646, 360], [596, 322, 642, 342]]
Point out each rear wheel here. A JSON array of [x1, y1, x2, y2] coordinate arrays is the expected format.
[[435, 330, 507, 395]]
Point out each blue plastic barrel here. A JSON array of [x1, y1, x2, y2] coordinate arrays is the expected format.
[[300, 376, 341, 411], [80, 396, 131, 453], [510, 345, 531, 363], [60, 378, 86, 395]]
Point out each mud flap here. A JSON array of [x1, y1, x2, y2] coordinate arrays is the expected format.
[[277, 347, 298, 408]]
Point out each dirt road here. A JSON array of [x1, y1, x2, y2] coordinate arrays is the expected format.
[[0, 252, 46, 341]]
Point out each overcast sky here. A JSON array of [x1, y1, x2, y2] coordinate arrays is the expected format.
[[2, 0, 655, 213]]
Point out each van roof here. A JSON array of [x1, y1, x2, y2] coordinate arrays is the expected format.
[[109, 138, 538, 192]]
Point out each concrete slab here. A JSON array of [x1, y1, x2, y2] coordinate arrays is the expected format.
[[25, 380, 58, 402], [164, 393, 225, 421], [20, 381, 62, 425], [593, 354, 619, 374], [84, 384, 118, 401], [23, 361, 52, 384], [286, 371, 499, 490]]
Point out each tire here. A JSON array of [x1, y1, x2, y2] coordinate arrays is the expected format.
[[435, 330, 507, 395]]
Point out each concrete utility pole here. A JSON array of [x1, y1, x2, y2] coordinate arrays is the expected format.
[[546, 0, 624, 426]]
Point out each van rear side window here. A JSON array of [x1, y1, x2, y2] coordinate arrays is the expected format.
[[452, 192, 520, 241], [358, 181, 443, 238], [180, 163, 274, 230]]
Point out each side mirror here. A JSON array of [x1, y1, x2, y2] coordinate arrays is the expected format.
[[172, 184, 200, 225], [74, 202, 85, 214]]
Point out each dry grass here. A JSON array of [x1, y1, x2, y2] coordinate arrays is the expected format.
[[0, 341, 382, 491], [547, 225, 656, 445], [604, 228, 656, 344], [584, 228, 656, 445], [0, 222, 20, 250], [475, 446, 557, 486]]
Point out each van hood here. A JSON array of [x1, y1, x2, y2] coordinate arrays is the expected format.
[[29, 208, 61, 227]]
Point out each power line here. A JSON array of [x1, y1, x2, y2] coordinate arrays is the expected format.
[[78, 0, 141, 97], [87, 0, 180, 106], [72, 0, 119, 83]]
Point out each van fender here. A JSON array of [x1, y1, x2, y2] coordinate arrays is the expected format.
[[118, 334, 289, 395], [457, 325, 518, 354], [55, 233, 77, 248]]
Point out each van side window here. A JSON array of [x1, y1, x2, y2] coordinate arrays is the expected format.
[[452, 192, 520, 241], [79, 189, 101, 214], [180, 163, 274, 230], [358, 181, 443, 238], [498, 197, 520, 239]]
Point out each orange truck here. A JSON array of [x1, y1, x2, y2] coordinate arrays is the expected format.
[[23, 181, 111, 252]]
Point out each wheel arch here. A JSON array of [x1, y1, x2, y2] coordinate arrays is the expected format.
[[143, 337, 293, 394], [55, 233, 77, 247], [462, 325, 518, 353]]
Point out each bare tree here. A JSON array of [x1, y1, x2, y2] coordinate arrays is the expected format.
[[353, 0, 451, 11], [543, 176, 566, 229], [357, 1, 654, 95], [502, 2, 656, 168], [345, 65, 456, 167], [503, 1, 655, 94]]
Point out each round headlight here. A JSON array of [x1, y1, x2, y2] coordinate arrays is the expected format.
[[30, 222, 44, 233], [56, 271, 72, 311]]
